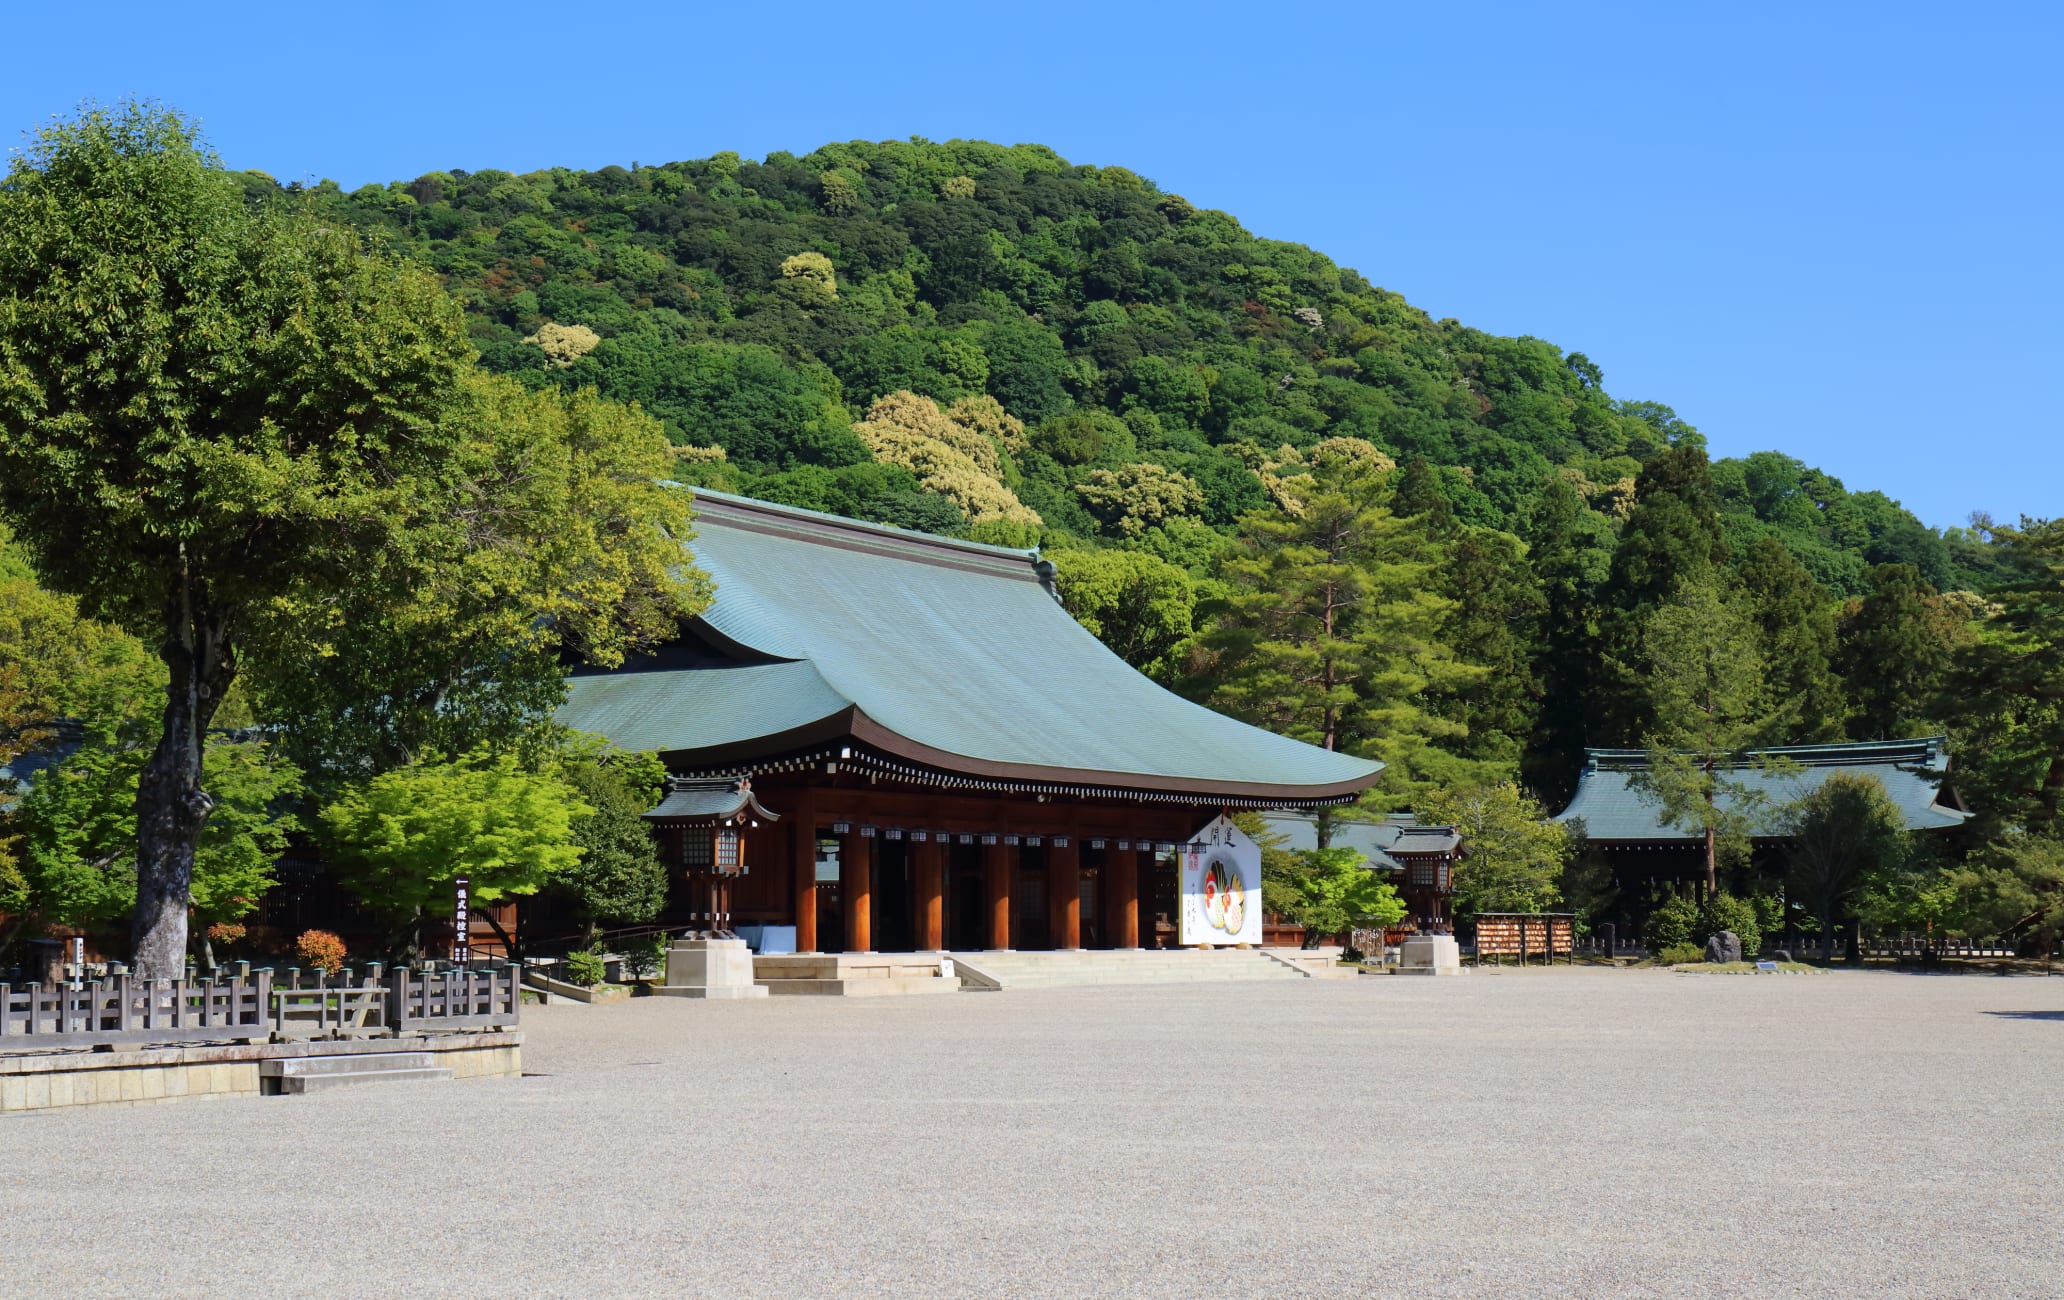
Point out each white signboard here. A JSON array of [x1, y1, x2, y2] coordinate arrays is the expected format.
[[1178, 815, 1262, 946]]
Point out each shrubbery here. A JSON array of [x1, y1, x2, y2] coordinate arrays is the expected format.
[[1699, 893, 1762, 958], [1643, 895, 1699, 951], [1658, 943, 1705, 965], [1643, 892, 1762, 957], [563, 949, 607, 987], [295, 929, 347, 975]]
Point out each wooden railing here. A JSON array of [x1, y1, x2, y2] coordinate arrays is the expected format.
[[0, 965, 520, 1049], [391, 966, 520, 1031], [0, 973, 273, 1047]]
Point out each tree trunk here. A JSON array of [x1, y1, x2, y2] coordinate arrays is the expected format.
[[1703, 824, 1717, 896], [2039, 751, 2064, 827], [130, 568, 233, 980]]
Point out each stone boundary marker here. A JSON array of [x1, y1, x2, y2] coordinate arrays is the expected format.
[[0, 1031, 520, 1114]]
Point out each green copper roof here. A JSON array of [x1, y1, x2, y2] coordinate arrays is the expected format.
[[1553, 737, 1970, 841], [560, 490, 1382, 802]]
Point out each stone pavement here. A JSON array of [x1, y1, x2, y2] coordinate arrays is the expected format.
[[3, 967, 2061, 1297]]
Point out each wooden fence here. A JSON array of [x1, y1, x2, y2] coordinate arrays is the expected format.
[[0, 973, 273, 1047], [0, 965, 520, 1050]]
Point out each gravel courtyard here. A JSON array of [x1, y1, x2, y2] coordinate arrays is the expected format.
[[3, 967, 2061, 1297]]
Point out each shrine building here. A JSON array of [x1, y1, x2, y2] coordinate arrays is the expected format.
[[1553, 736, 1972, 896], [557, 490, 1384, 954]]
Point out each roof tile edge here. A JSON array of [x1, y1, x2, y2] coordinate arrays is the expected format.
[[689, 488, 1042, 567]]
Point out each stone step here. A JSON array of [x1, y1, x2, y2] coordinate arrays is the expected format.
[[946, 950, 1309, 989], [259, 1053, 436, 1078], [276, 1067, 453, 1094]]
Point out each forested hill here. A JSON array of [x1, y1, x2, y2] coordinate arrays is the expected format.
[[283, 139, 1980, 595]]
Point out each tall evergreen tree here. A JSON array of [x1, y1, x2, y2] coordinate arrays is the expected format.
[[1946, 518, 2064, 834], [1606, 445, 1730, 612], [1426, 528, 1544, 776], [1737, 536, 1845, 741], [1392, 457, 1457, 536], [1837, 563, 1955, 739], [1199, 460, 1485, 811], [1628, 577, 1782, 892], [1521, 477, 1608, 804], [1601, 445, 1731, 742]]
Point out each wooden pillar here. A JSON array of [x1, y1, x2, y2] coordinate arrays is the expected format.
[[914, 838, 944, 951], [791, 794, 818, 953], [1047, 839, 1081, 950], [1107, 847, 1141, 949], [984, 841, 1013, 950], [842, 828, 873, 953]]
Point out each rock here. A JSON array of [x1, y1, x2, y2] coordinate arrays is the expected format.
[[1771, 949, 1792, 963], [1704, 931, 1743, 964]]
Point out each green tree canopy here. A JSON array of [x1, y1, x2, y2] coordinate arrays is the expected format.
[[1626, 577, 1783, 890], [1050, 547, 1197, 683], [1784, 771, 1911, 953], [319, 750, 592, 948], [1419, 782, 1571, 918], [0, 104, 702, 974], [554, 748, 671, 943]]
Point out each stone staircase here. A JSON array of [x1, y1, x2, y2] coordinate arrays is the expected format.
[[259, 1052, 454, 1095], [946, 948, 1319, 990]]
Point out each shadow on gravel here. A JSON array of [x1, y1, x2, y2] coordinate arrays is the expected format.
[[1984, 1010, 2064, 1021]]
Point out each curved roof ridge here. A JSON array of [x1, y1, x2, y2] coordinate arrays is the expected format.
[[690, 489, 1042, 571]]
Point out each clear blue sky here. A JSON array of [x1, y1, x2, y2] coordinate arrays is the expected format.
[[7, 1, 2056, 530]]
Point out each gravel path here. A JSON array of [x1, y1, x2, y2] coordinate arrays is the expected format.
[[3, 967, 2061, 1297]]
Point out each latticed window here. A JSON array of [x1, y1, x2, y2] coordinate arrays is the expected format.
[[1411, 861, 1435, 887], [715, 827, 741, 872], [682, 827, 714, 869]]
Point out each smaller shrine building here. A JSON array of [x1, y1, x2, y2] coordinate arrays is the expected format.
[[1553, 736, 1972, 895]]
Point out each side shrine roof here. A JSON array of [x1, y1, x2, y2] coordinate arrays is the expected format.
[[559, 491, 1384, 805], [1552, 737, 1971, 841], [1259, 812, 1461, 868]]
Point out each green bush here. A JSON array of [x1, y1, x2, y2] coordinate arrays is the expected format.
[[1699, 893, 1762, 958], [623, 934, 668, 981], [1658, 942, 1705, 965], [563, 949, 607, 987], [1643, 895, 1699, 951]]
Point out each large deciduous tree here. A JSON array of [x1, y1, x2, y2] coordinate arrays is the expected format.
[[1050, 547, 1196, 683], [1785, 772, 1911, 960], [0, 104, 698, 975], [1418, 783, 1572, 919], [319, 751, 593, 953]]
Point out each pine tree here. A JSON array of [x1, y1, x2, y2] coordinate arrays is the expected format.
[[1628, 577, 1783, 892], [1201, 460, 1485, 810], [1946, 518, 2064, 833]]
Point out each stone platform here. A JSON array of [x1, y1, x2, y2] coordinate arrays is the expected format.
[[0, 1031, 521, 1114], [752, 952, 960, 997], [654, 937, 768, 999]]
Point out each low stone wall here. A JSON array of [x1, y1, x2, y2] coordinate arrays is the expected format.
[[0, 1031, 521, 1114]]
